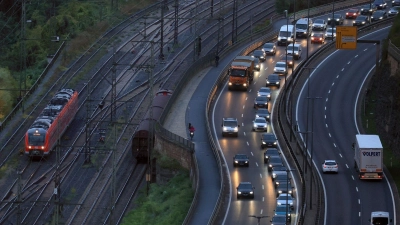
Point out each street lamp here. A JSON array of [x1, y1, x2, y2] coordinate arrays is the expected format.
[[249, 215, 269, 225]]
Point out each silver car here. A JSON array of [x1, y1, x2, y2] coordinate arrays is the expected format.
[[276, 193, 294, 209], [312, 19, 327, 31], [252, 117, 268, 131], [325, 27, 336, 39], [257, 87, 271, 99], [274, 61, 288, 75], [388, 6, 400, 16]]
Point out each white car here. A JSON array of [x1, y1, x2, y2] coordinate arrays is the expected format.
[[276, 193, 294, 209], [274, 61, 288, 75], [252, 117, 268, 131], [322, 160, 338, 173], [257, 87, 271, 99], [325, 27, 336, 39], [312, 19, 327, 31]]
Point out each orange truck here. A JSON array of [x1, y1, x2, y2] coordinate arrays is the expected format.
[[228, 56, 255, 91]]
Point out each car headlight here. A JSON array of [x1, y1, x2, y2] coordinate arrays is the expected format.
[[295, 52, 299, 55], [235, 160, 238, 163], [250, 191, 253, 194], [253, 124, 257, 128], [371, 16, 374, 18], [289, 190, 292, 193], [379, 16, 383, 19], [265, 155, 268, 158], [238, 191, 242, 194], [228, 82, 232, 85], [353, 21, 356, 23], [267, 115, 270, 118], [262, 141, 266, 144], [278, 37, 281, 41], [362, 21, 365, 24], [278, 190, 282, 193], [223, 127, 227, 131], [266, 81, 270, 84], [233, 127, 238, 131], [243, 83, 247, 87], [278, 202, 282, 205], [276, 82, 280, 84], [245, 161, 248, 163], [269, 164, 272, 167], [274, 141, 277, 145]]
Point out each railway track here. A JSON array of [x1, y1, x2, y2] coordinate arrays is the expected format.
[[0, 0, 275, 224]]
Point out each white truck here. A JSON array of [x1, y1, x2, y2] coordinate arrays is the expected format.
[[353, 134, 384, 180], [369, 211, 392, 224]]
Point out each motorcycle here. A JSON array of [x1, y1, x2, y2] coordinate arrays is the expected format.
[[190, 131, 194, 140]]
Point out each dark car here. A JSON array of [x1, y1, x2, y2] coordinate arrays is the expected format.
[[262, 42, 277, 55], [281, 55, 294, 68], [393, 0, 400, 6], [266, 74, 281, 88], [353, 15, 369, 26], [264, 148, 280, 163], [261, 133, 277, 149], [253, 57, 260, 71], [236, 182, 255, 199], [274, 173, 290, 187], [274, 205, 292, 222], [253, 96, 269, 109], [371, 10, 388, 21], [327, 13, 344, 25], [360, 4, 377, 15], [268, 156, 283, 171], [233, 154, 249, 167], [373, 0, 387, 9], [255, 108, 270, 121], [252, 50, 266, 62], [276, 181, 294, 197], [345, 8, 360, 19], [311, 33, 325, 44], [270, 215, 288, 225]]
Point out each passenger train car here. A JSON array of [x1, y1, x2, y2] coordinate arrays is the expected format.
[[132, 89, 172, 163], [25, 89, 78, 157]]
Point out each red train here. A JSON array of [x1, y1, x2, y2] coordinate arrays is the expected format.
[[132, 89, 173, 163], [25, 89, 79, 157]]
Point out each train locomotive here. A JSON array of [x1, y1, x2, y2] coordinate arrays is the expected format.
[[132, 89, 172, 163], [25, 89, 78, 157]]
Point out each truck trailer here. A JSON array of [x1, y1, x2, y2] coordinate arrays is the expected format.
[[354, 134, 384, 180]]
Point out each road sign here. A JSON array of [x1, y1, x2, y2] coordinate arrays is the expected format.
[[336, 26, 357, 50]]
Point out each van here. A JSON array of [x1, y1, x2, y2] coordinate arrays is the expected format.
[[295, 18, 312, 38], [277, 25, 295, 46], [286, 43, 302, 60]]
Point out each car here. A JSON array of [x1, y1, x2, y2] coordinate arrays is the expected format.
[[264, 148, 280, 163], [253, 57, 260, 71], [276, 193, 294, 209], [325, 27, 336, 39], [262, 42, 277, 55], [221, 117, 240, 137], [274, 173, 290, 187], [272, 170, 287, 180], [393, 0, 400, 6], [276, 181, 294, 197], [253, 96, 269, 109], [311, 33, 325, 44], [345, 8, 360, 19], [353, 15, 369, 26], [270, 215, 288, 225], [388, 6, 400, 16], [266, 74, 281, 87], [257, 87, 271, 99], [233, 154, 249, 167], [274, 61, 288, 75], [312, 19, 327, 30], [252, 49, 266, 62], [373, 0, 387, 9], [286, 43, 302, 60], [261, 133, 277, 149], [322, 159, 338, 173], [252, 117, 268, 131], [236, 182, 254, 199], [327, 13, 344, 25], [281, 55, 294, 68], [268, 156, 283, 171], [371, 10, 388, 21], [274, 205, 292, 221], [255, 108, 270, 121], [360, 4, 377, 15]]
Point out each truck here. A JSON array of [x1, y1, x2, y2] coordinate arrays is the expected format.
[[277, 25, 295, 46], [369, 211, 392, 225], [228, 56, 255, 91], [353, 134, 384, 180]]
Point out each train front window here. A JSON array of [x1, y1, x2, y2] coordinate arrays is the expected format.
[[28, 133, 45, 145]]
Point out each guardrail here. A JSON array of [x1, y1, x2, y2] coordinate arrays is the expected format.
[[388, 39, 400, 62]]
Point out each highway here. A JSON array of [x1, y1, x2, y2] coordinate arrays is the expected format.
[[211, 6, 396, 225], [296, 26, 395, 224]]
